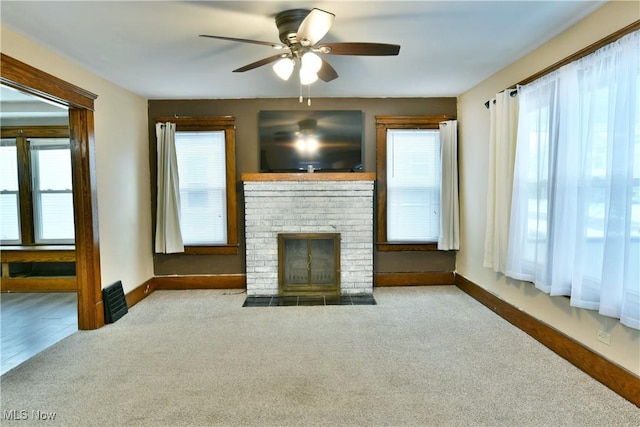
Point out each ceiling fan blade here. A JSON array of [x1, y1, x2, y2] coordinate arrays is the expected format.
[[233, 54, 285, 72], [317, 59, 338, 82], [296, 8, 335, 46], [319, 42, 401, 56], [199, 34, 285, 49]]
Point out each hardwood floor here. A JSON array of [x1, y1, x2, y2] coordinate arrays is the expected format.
[[1, 292, 78, 375]]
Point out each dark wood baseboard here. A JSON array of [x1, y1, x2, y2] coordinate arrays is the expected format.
[[152, 274, 246, 290], [125, 279, 155, 308], [375, 271, 454, 287], [123, 275, 245, 309], [455, 274, 640, 407]]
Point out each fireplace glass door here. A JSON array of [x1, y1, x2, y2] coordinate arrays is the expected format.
[[278, 233, 340, 296]]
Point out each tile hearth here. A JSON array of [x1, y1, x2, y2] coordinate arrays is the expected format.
[[243, 294, 376, 307]]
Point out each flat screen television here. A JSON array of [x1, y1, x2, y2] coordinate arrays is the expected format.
[[259, 110, 363, 172]]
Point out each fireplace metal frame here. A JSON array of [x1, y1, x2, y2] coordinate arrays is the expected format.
[[278, 233, 341, 296]]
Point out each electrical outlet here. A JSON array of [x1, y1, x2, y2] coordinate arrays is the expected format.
[[597, 330, 611, 345]]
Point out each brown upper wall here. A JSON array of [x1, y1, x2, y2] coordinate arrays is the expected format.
[[148, 97, 457, 276]]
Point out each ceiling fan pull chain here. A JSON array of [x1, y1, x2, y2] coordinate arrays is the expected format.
[[299, 81, 303, 104], [308, 84, 311, 106]]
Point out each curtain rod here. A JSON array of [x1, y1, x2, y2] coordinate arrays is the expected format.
[[483, 21, 639, 109], [484, 89, 517, 109]]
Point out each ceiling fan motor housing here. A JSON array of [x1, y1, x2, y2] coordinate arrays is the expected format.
[[275, 9, 310, 46]]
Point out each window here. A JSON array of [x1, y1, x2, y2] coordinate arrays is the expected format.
[[386, 129, 441, 242], [155, 117, 238, 255], [175, 131, 227, 245], [507, 29, 639, 329], [31, 138, 74, 243], [0, 127, 74, 245], [0, 139, 20, 243], [376, 116, 453, 251]]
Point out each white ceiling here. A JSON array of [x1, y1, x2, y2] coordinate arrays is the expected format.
[[0, 1, 605, 100], [0, 84, 68, 125]]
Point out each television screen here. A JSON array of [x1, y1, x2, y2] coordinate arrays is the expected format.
[[259, 110, 363, 172]]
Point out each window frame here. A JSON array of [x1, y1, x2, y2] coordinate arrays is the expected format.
[[0, 126, 72, 246], [375, 115, 453, 251], [154, 117, 238, 255]]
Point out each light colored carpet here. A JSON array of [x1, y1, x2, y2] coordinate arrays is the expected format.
[[1, 286, 637, 426]]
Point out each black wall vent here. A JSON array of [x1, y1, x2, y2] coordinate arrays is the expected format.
[[103, 280, 128, 324]]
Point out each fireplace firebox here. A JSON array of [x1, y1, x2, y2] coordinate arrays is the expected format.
[[278, 233, 340, 296]]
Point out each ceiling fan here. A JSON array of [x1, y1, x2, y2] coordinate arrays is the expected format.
[[199, 8, 401, 85]]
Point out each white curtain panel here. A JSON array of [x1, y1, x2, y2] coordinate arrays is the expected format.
[[155, 122, 184, 253], [483, 91, 519, 273], [507, 30, 640, 329], [438, 120, 459, 250]]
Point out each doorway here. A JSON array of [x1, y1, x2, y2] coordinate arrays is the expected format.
[[0, 84, 80, 374], [1, 53, 103, 330]]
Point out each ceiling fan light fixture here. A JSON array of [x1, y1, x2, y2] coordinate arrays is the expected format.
[[273, 57, 295, 80], [299, 66, 318, 85], [301, 52, 322, 73], [295, 134, 319, 153]]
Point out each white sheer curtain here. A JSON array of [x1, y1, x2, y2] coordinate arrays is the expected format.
[[507, 30, 640, 330], [155, 122, 184, 253], [483, 91, 519, 272], [438, 120, 459, 250]]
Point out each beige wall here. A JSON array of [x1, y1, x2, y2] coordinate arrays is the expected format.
[[0, 26, 154, 294], [457, 2, 640, 374]]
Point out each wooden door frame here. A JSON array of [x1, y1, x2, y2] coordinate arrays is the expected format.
[[1, 53, 104, 330]]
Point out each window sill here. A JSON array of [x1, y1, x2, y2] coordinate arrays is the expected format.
[[376, 242, 438, 252], [0, 245, 76, 263], [183, 245, 239, 255]]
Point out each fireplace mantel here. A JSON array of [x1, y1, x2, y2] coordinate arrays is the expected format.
[[241, 172, 376, 182]]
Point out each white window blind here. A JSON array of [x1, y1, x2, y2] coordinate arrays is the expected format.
[[30, 138, 75, 243], [0, 140, 20, 243], [175, 131, 227, 245], [386, 129, 441, 242]]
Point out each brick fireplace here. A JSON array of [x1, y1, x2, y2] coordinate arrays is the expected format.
[[243, 173, 375, 297]]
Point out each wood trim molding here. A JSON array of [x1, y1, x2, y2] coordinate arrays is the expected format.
[[518, 20, 640, 87], [1, 247, 76, 263], [0, 53, 97, 110], [183, 245, 239, 255], [105, 275, 243, 314], [69, 109, 103, 330], [125, 279, 155, 308], [241, 172, 376, 182], [455, 274, 640, 407], [1, 54, 102, 330], [375, 115, 454, 251], [153, 274, 247, 290], [375, 272, 455, 287], [376, 243, 439, 252], [375, 115, 454, 127], [0, 277, 77, 292], [150, 117, 239, 256], [124, 275, 242, 309], [154, 116, 235, 129], [1, 126, 70, 138]]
